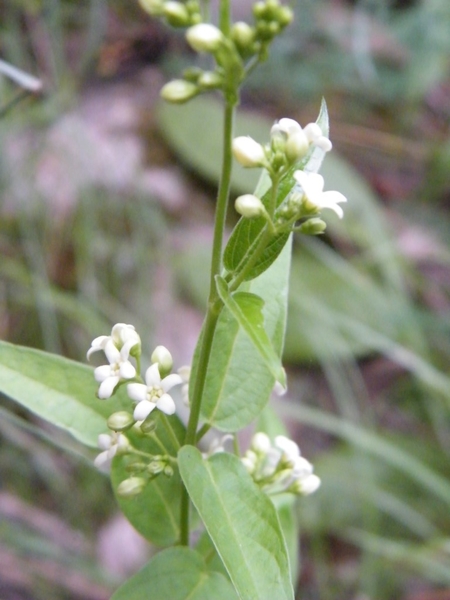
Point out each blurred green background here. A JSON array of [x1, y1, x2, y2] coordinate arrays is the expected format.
[[1, 0, 450, 598]]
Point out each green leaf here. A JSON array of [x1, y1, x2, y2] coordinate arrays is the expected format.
[[215, 276, 285, 386], [110, 412, 186, 546], [257, 405, 299, 585], [199, 237, 291, 431], [0, 340, 129, 447], [111, 547, 238, 600], [178, 446, 294, 600]]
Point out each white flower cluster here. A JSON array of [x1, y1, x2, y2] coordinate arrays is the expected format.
[[232, 115, 347, 221], [241, 432, 320, 496], [88, 324, 183, 422]]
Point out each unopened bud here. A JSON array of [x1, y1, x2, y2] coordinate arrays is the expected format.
[[161, 79, 199, 104], [140, 418, 158, 434], [117, 477, 146, 498], [148, 460, 165, 475], [186, 23, 225, 53], [198, 71, 222, 89], [107, 411, 135, 432], [138, 0, 164, 16], [164, 465, 174, 477], [163, 1, 190, 27], [232, 136, 266, 167], [291, 473, 321, 496], [235, 194, 265, 219], [277, 5, 294, 27], [252, 432, 271, 453], [285, 130, 309, 162], [231, 22, 255, 52], [151, 345, 173, 376], [298, 218, 327, 235]]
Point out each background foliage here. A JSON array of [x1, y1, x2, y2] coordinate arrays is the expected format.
[[0, 0, 449, 598]]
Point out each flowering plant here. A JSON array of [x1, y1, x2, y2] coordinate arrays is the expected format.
[[0, 1, 347, 598]]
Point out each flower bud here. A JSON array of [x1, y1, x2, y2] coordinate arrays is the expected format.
[[117, 477, 146, 498], [163, 1, 190, 27], [107, 411, 135, 432], [164, 465, 174, 477], [148, 460, 165, 475], [235, 194, 265, 219], [140, 417, 158, 434], [298, 218, 327, 235], [291, 473, 321, 495], [231, 22, 255, 52], [198, 71, 222, 89], [285, 130, 309, 162], [252, 432, 271, 453], [186, 23, 225, 53], [138, 0, 164, 16], [151, 345, 173, 377], [161, 80, 199, 104], [232, 136, 266, 167], [277, 5, 294, 27]]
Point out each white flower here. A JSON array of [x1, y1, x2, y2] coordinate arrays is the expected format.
[[292, 473, 321, 495], [94, 432, 130, 471], [87, 323, 140, 360], [186, 23, 225, 53], [94, 340, 137, 399], [242, 432, 321, 496], [127, 363, 182, 421], [232, 136, 266, 168], [87, 324, 140, 398], [293, 170, 347, 219], [275, 435, 300, 463]]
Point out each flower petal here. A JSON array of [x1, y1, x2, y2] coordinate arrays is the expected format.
[[156, 393, 176, 415], [98, 376, 120, 399], [127, 383, 147, 403], [98, 433, 112, 450], [104, 340, 121, 364], [94, 450, 111, 471], [87, 335, 109, 360], [94, 364, 113, 383], [119, 361, 136, 380], [145, 363, 162, 387], [134, 400, 156, 421], [160, 373, 183, 393]]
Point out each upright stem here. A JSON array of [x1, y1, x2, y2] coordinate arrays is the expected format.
[[179, 90, 237, 546]]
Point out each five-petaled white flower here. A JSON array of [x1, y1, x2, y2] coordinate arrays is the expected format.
[[93, 340, 137, 399], [127, 363, 183, 421], [293, 170, 347, 219], [94, 432, 130, 471], [87, 324, 140, 399]]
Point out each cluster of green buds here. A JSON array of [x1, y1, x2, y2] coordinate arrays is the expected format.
[[117, 452, 175, 498], [138, 0, 201, 28], [94, 406, 176, 498], [138, 0, 294, 104], [235, 0, 294, 60], [241, 432, 321, 496]]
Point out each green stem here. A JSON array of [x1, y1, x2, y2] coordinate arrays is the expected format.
[[179, 81, 237, 546]]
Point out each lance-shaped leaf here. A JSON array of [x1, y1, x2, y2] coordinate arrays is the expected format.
[[111, 547, 238, 600], [111, 412, 186, 547], [215, 276, 285, 387], [199, 237, 291, 431], [0, 340, 130, 447], [178, 446, 294, 600]]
